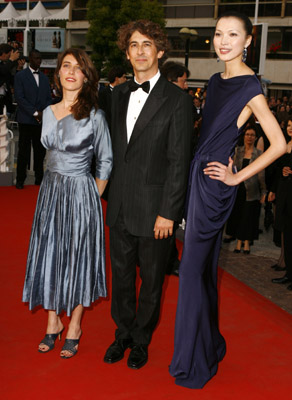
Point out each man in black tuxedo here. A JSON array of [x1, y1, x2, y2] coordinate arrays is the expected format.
[[104, 20, 193, 369], [193, 96, 202, 122], [14, 49, 51, 189]]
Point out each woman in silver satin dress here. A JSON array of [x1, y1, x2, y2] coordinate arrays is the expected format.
[[22, 48, 113, 358]]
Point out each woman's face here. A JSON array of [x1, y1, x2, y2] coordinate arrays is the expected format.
[[244, 129, 256, 146], [213, 17, 251, 63], [59, 54, 86, 92], [287, 120, 292, 138]]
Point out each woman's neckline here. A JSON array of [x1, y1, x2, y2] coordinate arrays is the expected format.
[[219, 72, 255, 81], [49, 105, 72, 122]]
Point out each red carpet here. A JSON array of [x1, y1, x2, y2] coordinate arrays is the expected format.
[[1, 185, 292, 400]]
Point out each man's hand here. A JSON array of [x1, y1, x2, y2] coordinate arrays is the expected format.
[[282, 166, 292, 177], [17, 58, 25, 70], [9, 50, 20, 62], [34, 111, 43, 124], [153, 216, 174, 239], [268, 192, 275, 202]]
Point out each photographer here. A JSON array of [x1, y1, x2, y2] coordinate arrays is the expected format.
[[0, 43, 19, 114]]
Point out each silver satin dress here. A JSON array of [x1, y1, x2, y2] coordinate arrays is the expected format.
[[22, 106, 113, 316]]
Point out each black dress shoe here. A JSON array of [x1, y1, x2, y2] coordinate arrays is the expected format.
[[287, 284, 292, 291], [166, 258, 180, 276], [272, 275, 291, 284], [274, 266, 286, 272], [16, 182, 24, 189], [127, 344, 148, 369], [104, 339, 133, 364], [35, 178, 43, 185]]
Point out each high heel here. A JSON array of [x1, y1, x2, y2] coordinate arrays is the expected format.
[[38, 328, 64, 353], [243, 250, 250, 254], [60, 332, 82, 359], [233, 249, 241, 253]]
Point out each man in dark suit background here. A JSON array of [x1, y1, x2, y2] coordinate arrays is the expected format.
[[161, 61, 191, 276], [104, 20, 193, 369], [161, 60, 189, 91], [98, 66, 126, 200], [14, 49, 51, 189], [98, 66, 126, 130]]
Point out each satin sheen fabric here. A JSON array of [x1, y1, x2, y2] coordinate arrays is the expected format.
[[22, 107, 112, 316], [169, 73, 262, 388]]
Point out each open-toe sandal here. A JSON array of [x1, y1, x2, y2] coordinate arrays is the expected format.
[[38, 328, 64, 353], [60, 338, 80, 359]]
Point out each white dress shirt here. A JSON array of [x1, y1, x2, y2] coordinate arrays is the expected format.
[[29, 66, 39, 87], [126, 70, 160, 142]]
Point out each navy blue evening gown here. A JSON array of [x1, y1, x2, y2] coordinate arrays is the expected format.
[[169, 73, 262, 388]]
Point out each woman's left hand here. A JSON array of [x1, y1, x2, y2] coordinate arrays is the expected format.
[[203, 157, 238, 186]]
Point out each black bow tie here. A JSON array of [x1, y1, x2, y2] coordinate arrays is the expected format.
[[33, 70, 39, 74], [129, 80, 150, 94]]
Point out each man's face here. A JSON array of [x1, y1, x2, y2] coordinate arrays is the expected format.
[[0, 51, 11, 61], [116, 74, 126, 85], [175, 72, 188, 90], [29, 53, 42, 70], [126, 31, 164, 79], [194, 98, 201, 107]]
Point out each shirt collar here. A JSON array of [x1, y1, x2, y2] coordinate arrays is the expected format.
[[29, 66, 39, 74], [134, 70, 160, 94]]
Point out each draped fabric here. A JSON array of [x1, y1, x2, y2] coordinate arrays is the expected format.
[[169, 73, 263, 388], [22, 107, 112, 316]]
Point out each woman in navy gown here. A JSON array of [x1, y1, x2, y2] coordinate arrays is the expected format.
[[22, 49, 112, 358], [169, 11, 286, 389]]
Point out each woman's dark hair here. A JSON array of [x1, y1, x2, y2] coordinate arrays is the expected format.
[[216, 11, 253, 36], [283, 118, 292, 143], [117, 19, 170, 54], [244, 126, 257, 136], [54, 48, 99, 120]]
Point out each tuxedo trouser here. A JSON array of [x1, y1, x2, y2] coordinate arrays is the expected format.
[[283, 226, 292, 281], [16, 123, 46, 184], [109, 208, 172, 345]]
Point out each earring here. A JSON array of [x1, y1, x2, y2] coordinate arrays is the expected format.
[[217, 57, 220, 63], [242, 47, 247, 63], [84, 79, 88, 83]]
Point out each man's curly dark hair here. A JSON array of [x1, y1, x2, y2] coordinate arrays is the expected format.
[[117, 20, 170, 55]]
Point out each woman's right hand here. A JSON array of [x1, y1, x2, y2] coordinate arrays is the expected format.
[[282, 166, 292, 177]]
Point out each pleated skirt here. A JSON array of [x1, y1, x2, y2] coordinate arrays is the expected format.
[[22, 170, 107, 316]]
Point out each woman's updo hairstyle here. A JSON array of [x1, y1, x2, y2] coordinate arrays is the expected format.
[[216, 11, 253, 36]]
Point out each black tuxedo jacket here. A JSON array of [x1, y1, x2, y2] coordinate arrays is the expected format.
[[14, 67, 52, 125], [106, 75, 193, 237], [98, 85, 112, 130]]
